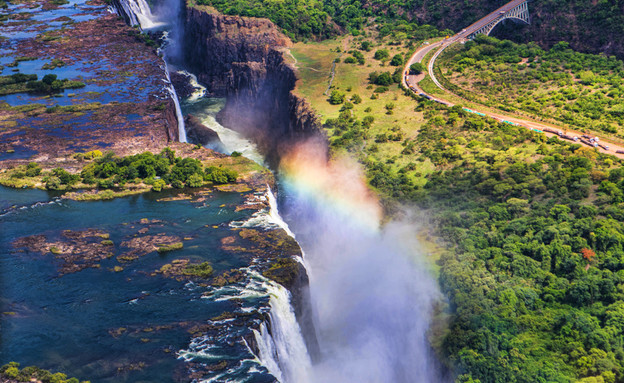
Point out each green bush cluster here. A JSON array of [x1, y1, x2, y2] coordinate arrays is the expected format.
[[193, 0, 451, 41], [0, 73, 85, 96], [325, 110, 377, 152], [79, 149, 237, 190], [182, 261, 214, 278], [328, 90, 346, 105], [368, 69, 402, 87], [0, 362, 88, 383], [195, 0, 335, 40]]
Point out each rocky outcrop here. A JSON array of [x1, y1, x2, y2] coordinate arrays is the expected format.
[[163, 97, 181, 142], [183, 6, 322, 166], [184, 114, 224, 148]]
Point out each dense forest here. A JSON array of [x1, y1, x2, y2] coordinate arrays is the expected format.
[[327, 96, 624, 382]]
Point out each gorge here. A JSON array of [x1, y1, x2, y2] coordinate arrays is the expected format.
[[111, 0, 446, 381]]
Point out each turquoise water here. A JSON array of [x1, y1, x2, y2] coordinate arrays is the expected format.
[[0, 186, 277, 382]]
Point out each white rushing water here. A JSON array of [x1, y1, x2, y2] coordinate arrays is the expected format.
[[253, 277, 312, 383], [162, 58, 187, 142], [177, 70, 207, 103], [277, 140, 444, 383], [182, 98, 264, 164], [113, 0, 161, 28]]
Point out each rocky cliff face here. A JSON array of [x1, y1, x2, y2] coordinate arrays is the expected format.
[[182, 4, 321, 358], [183, 6, 322, 166]]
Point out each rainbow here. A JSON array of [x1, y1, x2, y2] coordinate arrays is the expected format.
[[279, 140, 382, 233]]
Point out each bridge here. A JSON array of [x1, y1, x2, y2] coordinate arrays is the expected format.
[[403, 0, 531, 92], [463, 0, 530, 40], [401, 0, 624, 157]]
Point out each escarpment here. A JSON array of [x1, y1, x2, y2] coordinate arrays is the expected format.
[[183, 6, 323, 166], [182, 4, 321, 358]]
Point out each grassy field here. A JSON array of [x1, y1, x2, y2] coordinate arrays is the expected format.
[[435, 36, 624, 143], [290, 33, 438, 185]]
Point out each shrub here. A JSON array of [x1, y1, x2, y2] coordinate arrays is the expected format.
[[151, 179, 166, 192], [25, 162, 41, 177], [182, 261, 213, 278], [45, 176, 62, 190], [329, 90, 346, 104], [205, 167, 238, 184], [374, 49, 389, 61], [390, 54, 403, 66], [409, 62, 425, 75], [370, 71, 393, 86], [157, 242, 183, 253], [186, 173, 204, 188]]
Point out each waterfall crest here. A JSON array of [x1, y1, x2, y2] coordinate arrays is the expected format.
[[111, 0, 186, 143]]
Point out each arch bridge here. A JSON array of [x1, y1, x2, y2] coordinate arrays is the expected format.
[[466, 0, 530, 39]]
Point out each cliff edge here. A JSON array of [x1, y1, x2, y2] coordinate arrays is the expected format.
[[183, 5, 323, 166]]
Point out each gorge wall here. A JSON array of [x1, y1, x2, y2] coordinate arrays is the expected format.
[[182, 4, 321, 357], [182, 5, 323, 166]]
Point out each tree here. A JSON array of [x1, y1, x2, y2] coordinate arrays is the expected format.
[[410, 62, 426, 75], [581, 248, 596, 262], [186, 173, 204, 187], [151, 179, 166, 192], [329, 90, 345, 104], [374, 49, 389, 61], [390, 54, 403, 66]]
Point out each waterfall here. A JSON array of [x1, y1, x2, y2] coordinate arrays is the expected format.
[[111, 0, 186, 143], [112, 0, 160, 29], [266, 186, 295, 238], [162, 58, 187, 142], [253, 277, 312, 383]]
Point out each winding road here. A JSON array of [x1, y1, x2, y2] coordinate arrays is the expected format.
[[402, 1, 624, 158]]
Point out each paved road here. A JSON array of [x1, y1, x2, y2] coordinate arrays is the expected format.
[[401, 1, 624, 157]]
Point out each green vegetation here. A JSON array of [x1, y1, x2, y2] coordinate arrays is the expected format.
[[402, 107, 624, 383], [0, 73, 85, 96], [182, 261, 214, 278], [156, 242, 184, 253], [80, 149, 237, 190], [42, 59, 66, 70], [0, 362, 88, 383], [439, 35, 624, 138], [1, 149, 240, 192], [410, 62, 425, 75], [262, 257, 300, 286], [192, 0, 452, 41], [194, 0, 335, 40], [204, 166, 238, 184]]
